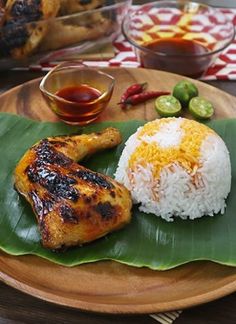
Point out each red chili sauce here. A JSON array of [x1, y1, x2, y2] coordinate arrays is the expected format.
[[140, 38, 211, 78], [56, 85, 101, 104]]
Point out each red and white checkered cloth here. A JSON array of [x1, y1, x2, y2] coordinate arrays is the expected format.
[[27, 8, 236, 80]]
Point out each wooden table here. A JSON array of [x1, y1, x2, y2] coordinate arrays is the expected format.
[[0, 66, 235, 324], [1, 1, 236, 322]]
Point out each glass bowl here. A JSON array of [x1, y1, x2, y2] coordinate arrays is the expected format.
[[122, 1, 235, 78], [0, 0, 131, 70], [39, 61, 115, 126]]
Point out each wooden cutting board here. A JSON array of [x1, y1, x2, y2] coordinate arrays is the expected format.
[[0, 68, 236, 314]]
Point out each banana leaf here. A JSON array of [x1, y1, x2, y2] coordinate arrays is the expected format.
[[0, 112, 236, 270]]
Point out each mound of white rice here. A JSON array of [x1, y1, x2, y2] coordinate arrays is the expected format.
[[115, 118, 231, 221]]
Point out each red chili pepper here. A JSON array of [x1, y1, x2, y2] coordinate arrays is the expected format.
[[118, 82, 147, 109], [124, 91, 170, 106]]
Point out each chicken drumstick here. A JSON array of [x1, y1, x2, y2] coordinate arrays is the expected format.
[[14, 127, 132, 250]]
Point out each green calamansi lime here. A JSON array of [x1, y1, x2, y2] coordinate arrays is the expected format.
[[173, 80, 198, 107], [188, 97, 214, 119], [155, 95, 182, 117]]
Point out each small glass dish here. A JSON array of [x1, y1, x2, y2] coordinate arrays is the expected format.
[[39, 61, 115, 126], [122, 1, 235, 78]]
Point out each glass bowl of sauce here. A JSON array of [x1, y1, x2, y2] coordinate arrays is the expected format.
[[39, 61, 115, 125], [122, 1, 235, 78]]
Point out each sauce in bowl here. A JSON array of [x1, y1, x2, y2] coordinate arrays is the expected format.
[[53, 84, 111, 125], [140, 38, 212, 79], [40, 62, 115, 126], [56, 85, 101, 104]]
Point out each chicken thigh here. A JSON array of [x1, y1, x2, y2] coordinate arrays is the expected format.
[[14, 127, 132, 250]]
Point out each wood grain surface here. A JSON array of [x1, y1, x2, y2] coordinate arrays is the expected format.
[[1, 68, 236, 315], [1, 68, 236, 122]]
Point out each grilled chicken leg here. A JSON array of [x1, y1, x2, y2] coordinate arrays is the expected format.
[[14, 128, 132, 250]]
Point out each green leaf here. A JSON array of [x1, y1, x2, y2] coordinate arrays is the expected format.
[[0, 112, 236, 270]]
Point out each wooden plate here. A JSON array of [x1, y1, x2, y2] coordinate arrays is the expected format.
[[0, 68, 236, 314]]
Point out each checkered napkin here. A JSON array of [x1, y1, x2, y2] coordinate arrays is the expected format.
[[27, 8, 236, 81], [150, 311, 182, 323]]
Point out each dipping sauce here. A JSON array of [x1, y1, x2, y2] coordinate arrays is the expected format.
[[53, 84, 112, 125], [56, 85, 101, 104], [139, 38, 212, 78]]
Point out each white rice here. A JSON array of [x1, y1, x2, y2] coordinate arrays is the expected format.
[[115, 118, 231, 222]]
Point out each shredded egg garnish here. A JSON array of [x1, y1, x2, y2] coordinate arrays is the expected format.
[[129, 118, 214, 178]]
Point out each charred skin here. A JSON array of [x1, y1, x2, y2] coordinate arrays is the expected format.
[[14, 128, 132, 250], [0, 0, 108, 58], [0, 0, 59, 58]]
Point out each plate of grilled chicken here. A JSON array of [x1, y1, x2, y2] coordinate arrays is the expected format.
[[0, 0, 130, 69], [1, 67, 236, 314]]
